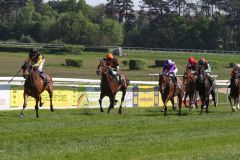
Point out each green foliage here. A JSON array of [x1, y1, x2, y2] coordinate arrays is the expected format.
[[19, 34, 35, 43], [99, 19, 124, 45], [83, 46, 109, 52], [155, 60, 164, 67], [229, 62, 238, 68], [65, 58, 83, 67], [129, 59, 146, 70], [0, 106, 240, 159]]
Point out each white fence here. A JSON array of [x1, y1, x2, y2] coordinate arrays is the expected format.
[[0, 77, 229, 110]]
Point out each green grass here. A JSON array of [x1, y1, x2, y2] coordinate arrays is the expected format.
[[1, 50, 240, 80], [0, 105, 240, 160]]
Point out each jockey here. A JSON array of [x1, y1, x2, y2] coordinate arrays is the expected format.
[[162, 59, 178, 87], [103, 53, 121, 82], [25, 49, 49, 84], [186, 57, 198, 71], [198, 58, 213, 85]]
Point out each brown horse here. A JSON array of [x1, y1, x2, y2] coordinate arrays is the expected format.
[[159, 74, 184, 116], [228, 67, 240, 112], [196, 66, 216, 113], [96, 60, 129, 114], [183, 69, 197, 110], [21, 62, 53, 117]]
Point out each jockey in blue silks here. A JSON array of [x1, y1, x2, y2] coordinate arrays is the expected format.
[[162, 59, 179, 87]]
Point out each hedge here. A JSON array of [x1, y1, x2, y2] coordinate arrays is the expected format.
[[65, 59, 83, 68], [83, 47, 109, 52], [155, 60, 165, 67], [129, 59, 146, 70], [229, 62, 238, 68]]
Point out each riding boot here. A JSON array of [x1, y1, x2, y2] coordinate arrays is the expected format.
[[207, 74, 213, 86], [40, 72, 49, 85], [117, 73, 122, 84]]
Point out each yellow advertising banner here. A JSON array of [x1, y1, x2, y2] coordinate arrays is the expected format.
[[10, 85, 84, 109]]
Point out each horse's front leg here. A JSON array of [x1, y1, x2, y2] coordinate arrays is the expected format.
[[228, 95, 234, 112], [20, 92, 28, 118], [35, 98, 39, 118], [177, 94, 182, 116], [108, 95, 115, 113], [205, 96, 209, 113], [99, 92, 105, 112], [237, 94, 240, 110], [200, 96, 206, 113], [119, 89, 126, 114], [211, 89, 217, 107], [183, 92, 188, 108], [170, 98, 176, 110]]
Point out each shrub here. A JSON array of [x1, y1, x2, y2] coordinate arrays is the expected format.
[[19, 34, 35, 43], [129, 59, 146, 70], [229, 62, 237, 68], [155, 60, 165, 67], [65, 59, 83, 67], [83, 47, 109, 52]]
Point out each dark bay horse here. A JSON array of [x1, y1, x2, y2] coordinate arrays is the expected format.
[[21, 62, 53, 117], [196, 66, 216, 113], [228, 67, 240, 112], [183, 69, 197, 110], [159, 74, 184, 116], [96, 60, 129, 114]]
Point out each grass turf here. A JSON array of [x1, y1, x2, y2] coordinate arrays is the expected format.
[[0, 105, 240, 160], [0, 50, 239, 80]]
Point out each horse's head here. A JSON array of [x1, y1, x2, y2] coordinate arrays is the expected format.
[[96, 60, 109, 76], [197, 66, 206, 83], [183, 69, 196, 84], [21, 62, 32, 79], [159, 74, 170, 94]]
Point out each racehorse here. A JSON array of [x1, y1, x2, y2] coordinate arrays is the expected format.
[[159, 74, 184, 116], [196, 66, 216, 113], [21, 62, 54, 117], [183, 69, 197, 110], [228, 67, 240, 112], [96, 60, 129, 114]]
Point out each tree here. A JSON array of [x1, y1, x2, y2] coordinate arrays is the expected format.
[[99, 18, 124, 45]]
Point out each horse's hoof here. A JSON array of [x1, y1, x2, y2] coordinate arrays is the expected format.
[[50, 108, 54, 112], [118, 110, 122, 114], [161, 109, 165, 112], [19, 114, 24, 118], [232, 107, 236, 112]]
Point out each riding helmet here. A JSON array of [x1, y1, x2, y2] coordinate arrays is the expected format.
[[105, 53, 113, 59], [29, 49, 39, 57]]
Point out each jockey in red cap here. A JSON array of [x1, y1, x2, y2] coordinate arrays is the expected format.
[[186, 57, 198, 71]]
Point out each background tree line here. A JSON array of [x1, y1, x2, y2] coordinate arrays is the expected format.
[[0, 0, 239, 51]]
